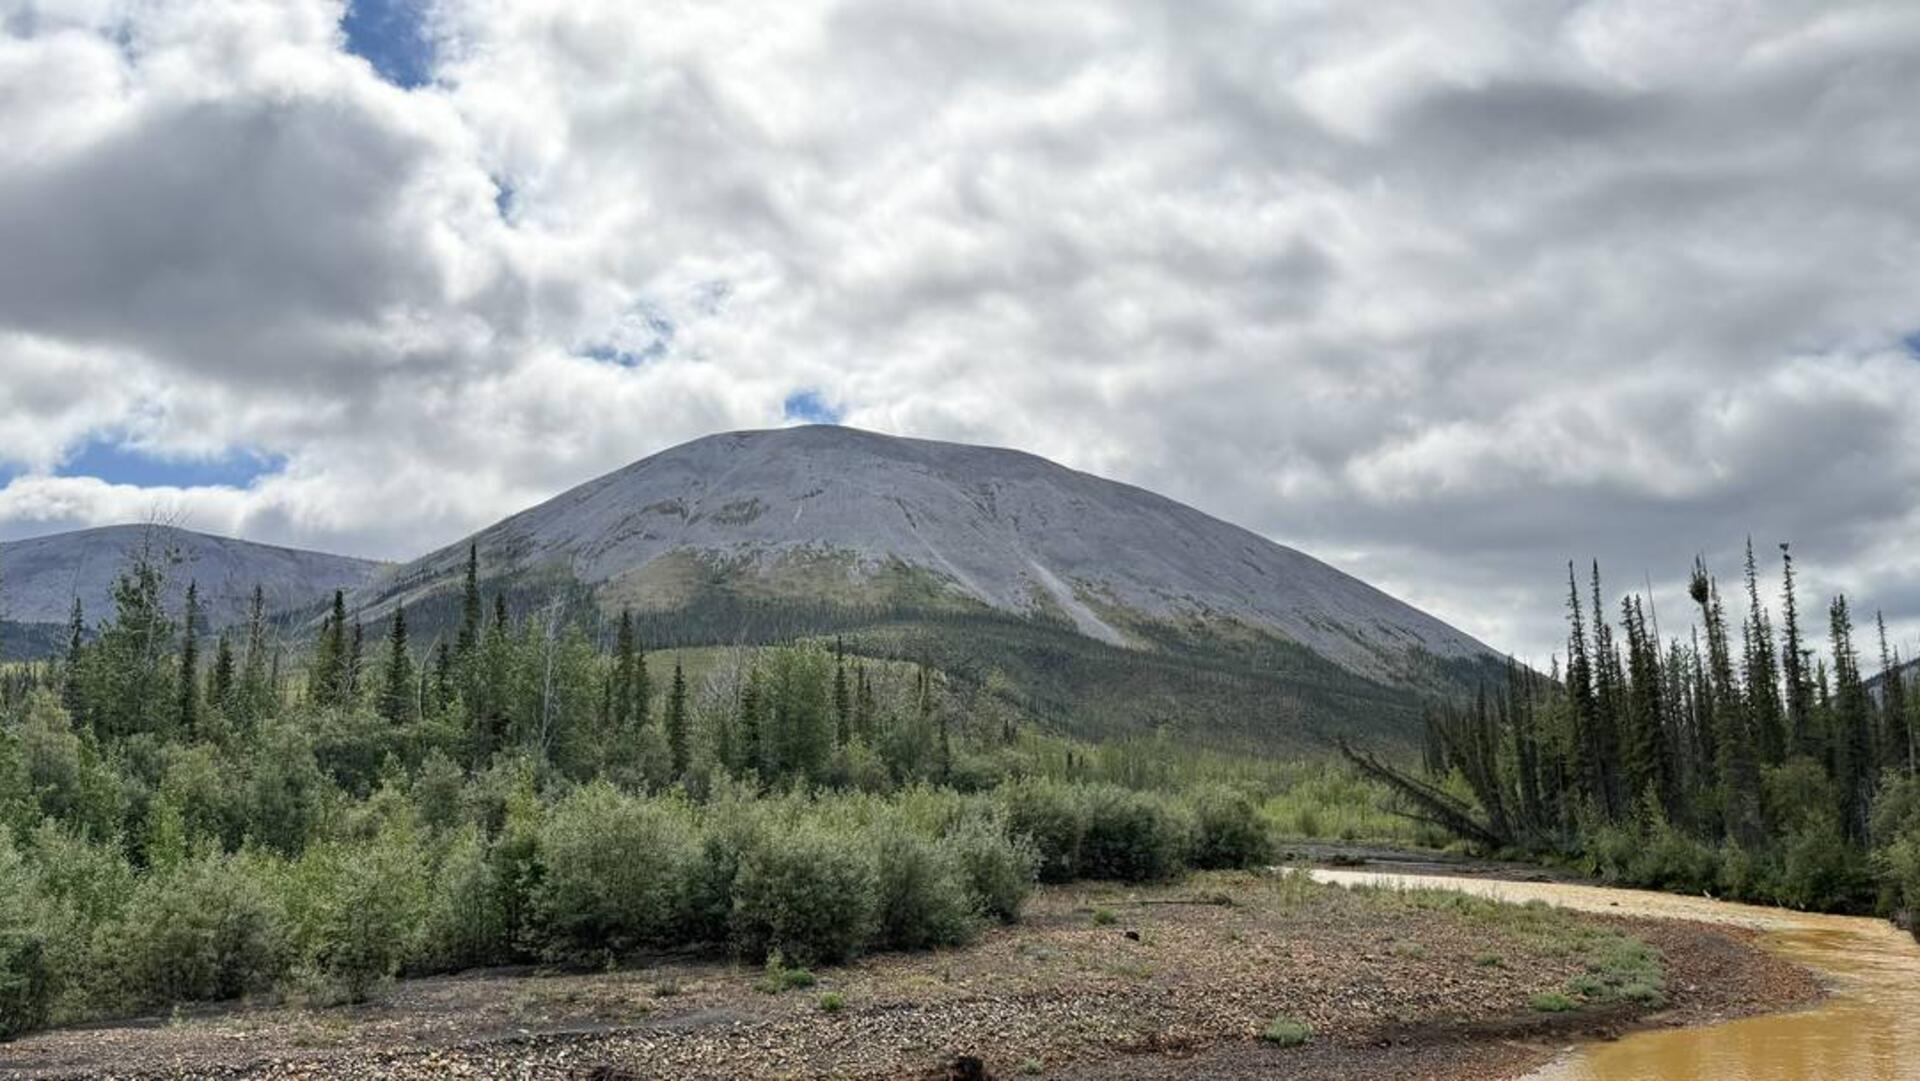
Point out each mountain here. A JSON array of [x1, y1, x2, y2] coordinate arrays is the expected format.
[[355, 426, 1499, 748], [0, 524, 383, 638]]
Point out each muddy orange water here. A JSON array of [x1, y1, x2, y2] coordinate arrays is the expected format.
[[1309, 869, 1920, 1080]]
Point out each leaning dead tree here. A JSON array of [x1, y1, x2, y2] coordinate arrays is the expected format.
[[1335, 737, 1511, 851]]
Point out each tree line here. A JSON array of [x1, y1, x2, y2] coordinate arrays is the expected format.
[[0, 537, 1273, 1040], [1346, 541, 1920, 918]]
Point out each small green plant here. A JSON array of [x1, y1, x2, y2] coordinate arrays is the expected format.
[[1530, 991, 1577, 1013], [818, 991, 845, 1013], [1261, 1015, 1311, 1046], [1090, 906, 1117, 926], [1018, 1058, 1044, 1075], [1390, 940, 1427, 959], [652, 978, 682, 997], [754, 950, 819, 993], [1473, 952, 1504, 968]]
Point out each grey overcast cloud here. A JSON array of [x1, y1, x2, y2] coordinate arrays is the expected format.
[[2, 0, 1919, 663]]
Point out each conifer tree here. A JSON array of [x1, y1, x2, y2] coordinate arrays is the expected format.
[[632, 634, 652, 730], [178, 581, 201, 738], [94, 542, 176, 738], [1587, 564, 1628, 819], [855, 663, 876, 742], [380, 605, 416, 725], [1690, 558, 1762, 845], [1742, 540, 1786, 766], [239, 584, 270, 725], [833, 637, 851, 747], [738, 667, 763, 776], [666, 660, 689, 775], [471, 595, 512, 765], [61, 598, 86, 721], [613, 609, 637, 730], [1563, 565, 1606, 815], [312, 590, 348, 707], [210, 632, 236, 716], [431, 640, 454, 712], [1620, 595, 1672, 817], [1875, 612, 1912, 775], [1779, 543, 1814, 758], [1828, 595, 1874, 840], [346, 619, 365, 702], [456, 543, 482, 661]]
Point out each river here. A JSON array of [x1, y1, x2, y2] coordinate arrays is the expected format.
[[1308, 869, 1920, 1081]]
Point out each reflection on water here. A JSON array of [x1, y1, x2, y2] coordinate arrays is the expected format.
[[1308, 869, 1920, 1081]]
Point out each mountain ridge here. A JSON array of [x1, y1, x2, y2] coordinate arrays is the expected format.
[[0, 524, 383, 631], [352, 425, 1495, 680]]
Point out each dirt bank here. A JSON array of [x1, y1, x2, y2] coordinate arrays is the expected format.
[[0, 869, 1816, 1080]]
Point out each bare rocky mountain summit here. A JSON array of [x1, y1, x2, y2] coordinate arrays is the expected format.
[[0, 524, 383, 630], [360, 426, 1495, 678]]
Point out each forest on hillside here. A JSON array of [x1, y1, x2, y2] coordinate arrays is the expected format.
[[1351, 542, 1920, 920], [0, 538, 1278, 1040]]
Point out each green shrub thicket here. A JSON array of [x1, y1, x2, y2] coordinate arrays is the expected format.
[[0, 765, 1279, 1037]]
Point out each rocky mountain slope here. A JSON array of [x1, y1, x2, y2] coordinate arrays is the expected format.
[[357, 425, 1494, 681], [0, 524, 382, 631]]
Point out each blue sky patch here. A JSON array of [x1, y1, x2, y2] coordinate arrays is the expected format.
[[1903, 330, 1920, 358], [342, 0, 433, 89], [580, 307, 675, 367], [59, 438, 287, 489], [582, 342, 667, 367], [783, 390, 843, 425]]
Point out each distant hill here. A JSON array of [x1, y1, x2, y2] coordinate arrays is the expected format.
[[0, 525, 383, 649], [350, 426, 1502, 749]]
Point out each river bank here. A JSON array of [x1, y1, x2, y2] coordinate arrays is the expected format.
[[0, 867, 1813, 1080]]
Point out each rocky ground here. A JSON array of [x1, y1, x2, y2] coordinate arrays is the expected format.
[[0, 869, 1818, 1080]]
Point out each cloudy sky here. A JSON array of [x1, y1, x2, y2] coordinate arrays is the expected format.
[[3, 0, 1919, 663]]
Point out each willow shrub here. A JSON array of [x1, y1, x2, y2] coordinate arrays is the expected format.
[[998, 779, 1085, 883], [945, 814, 1036, 923], [112, 853, 283, 1009], [1077, 785, 1193, 882], [1188, 785, 1274, 870], [534, 782, 700, 957], [870, 820, 978, 950], [729, 821, 877, 965]]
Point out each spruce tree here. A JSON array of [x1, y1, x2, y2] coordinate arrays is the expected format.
[[94, 543, 176, 738], [1690, 558, 1762, 846], [1828, 595, 1875, 840], [1742, 540, 1786, 766], [833, 637, 851, 747], [380, 605, 416, 725], [666, 660, 689, 776], [456, 543, 482, 660], [738, 667, 763, 776], [1563, 565, 1606, 815], [431, 640, 454, 712], [210, 632, 236, 716], [855, 663, 876, 742], [1876, 612, 1912, 775], [1779, 543, 1814, 758], [346, 619, 365, 703], [238, 584, 270, 725], [61, 598, 86, 721], [632, 634, 652, 730], [1620, 595, 1671, 817], [1588, 564, 1630, 819], [471, 595, 512, 765], [312, 590, 348, 707], [613, 609, 637, 730], [178, 581, 201, 738]]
